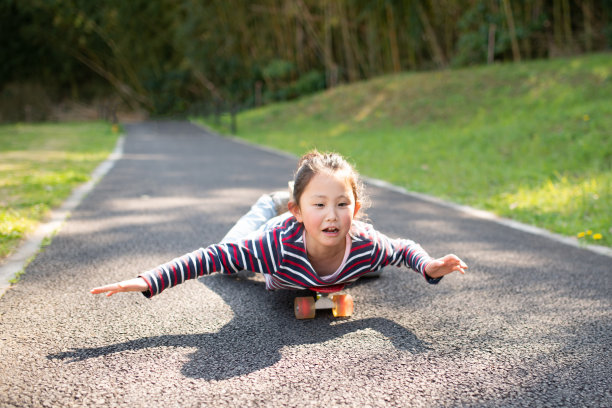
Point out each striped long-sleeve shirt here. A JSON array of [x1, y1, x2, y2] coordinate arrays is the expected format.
[[139, 216, 440, 298]]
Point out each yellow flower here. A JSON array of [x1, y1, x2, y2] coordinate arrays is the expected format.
[[593, 233, 603, 240], [583, 114, 590, 121], [577, 232, 585, 238], [586, 230, 593, 235]]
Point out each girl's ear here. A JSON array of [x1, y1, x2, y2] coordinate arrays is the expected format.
[[288, 200, 303, 222]]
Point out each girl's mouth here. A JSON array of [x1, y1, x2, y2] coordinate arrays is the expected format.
[[322, 227, 340, 234]]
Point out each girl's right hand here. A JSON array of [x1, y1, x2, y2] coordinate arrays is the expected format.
[[90, 277, 148, 297]]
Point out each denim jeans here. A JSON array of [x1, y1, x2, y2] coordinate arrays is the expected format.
[[221, 194, 291, 244]]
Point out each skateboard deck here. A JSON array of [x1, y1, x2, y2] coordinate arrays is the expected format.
[[294, 284, 354, 319]]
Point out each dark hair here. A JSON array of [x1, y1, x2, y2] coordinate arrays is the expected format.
[[290, 150, 369, 219]]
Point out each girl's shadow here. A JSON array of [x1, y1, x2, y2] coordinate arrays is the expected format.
[[49, 275, 430, 380]]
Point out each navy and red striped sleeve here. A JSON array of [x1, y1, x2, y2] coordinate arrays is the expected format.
[[138, 235, 275, 298], [361, 223, 441, 284]]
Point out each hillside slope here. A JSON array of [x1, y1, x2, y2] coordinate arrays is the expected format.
[[200, 53, 612, 247]]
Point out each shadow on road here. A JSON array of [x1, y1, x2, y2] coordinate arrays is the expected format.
[[48, 274, 430, 381]]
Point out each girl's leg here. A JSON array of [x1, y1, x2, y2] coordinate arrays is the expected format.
[[221, 191, 290, 244]]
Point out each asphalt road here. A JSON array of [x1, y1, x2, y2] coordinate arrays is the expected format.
[[1, 121, 610, 407]]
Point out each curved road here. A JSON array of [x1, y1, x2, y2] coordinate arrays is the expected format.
[[0, 121, 610, 407]]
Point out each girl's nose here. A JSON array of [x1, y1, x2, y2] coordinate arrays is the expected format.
[[326, 209, 337, 221]]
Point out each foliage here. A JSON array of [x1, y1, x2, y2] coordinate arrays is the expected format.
[[197, 53, 612, 247], [2, 0, 611, 116]]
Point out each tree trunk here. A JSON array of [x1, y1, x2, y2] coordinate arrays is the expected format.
[[532, 0, 546, 58], [562, 0, 574, 47], [71, 50, 152, 111], [386, 3, 401, 73], [294, 0, 325, 70], [488, 23, 496, 64], [339, 1, 358, 82], [580, 0, 593, 52], [553, 0, 563, 53], [366, 19, 379, 76], [415, 2, 447, 68], [502, 0, 521, 62], [324, 0, 337, 87], [521, 2, 532, 59], [402, 8, 417, 70], [230, 104, 237, 134], [295, 18, 305, 72], [346, 4, 368, 79]]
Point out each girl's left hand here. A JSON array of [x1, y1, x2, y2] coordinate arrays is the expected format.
[[425, 254, 468, 279]]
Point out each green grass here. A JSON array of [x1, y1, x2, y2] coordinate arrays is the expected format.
[[0, 121, 120, 259], [197, 52, 612, 247]]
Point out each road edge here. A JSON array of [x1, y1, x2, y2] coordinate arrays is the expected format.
[[0, 135, 125, 299], [192, 121, 612, 260]]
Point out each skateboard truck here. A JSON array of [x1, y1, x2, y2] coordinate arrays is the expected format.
[[294, 285, 354, 319]]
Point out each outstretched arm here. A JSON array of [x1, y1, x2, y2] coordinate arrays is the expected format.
[[424, 254, 467, 279], [90, 238, 270, 298], [90, 278, 148, 297]]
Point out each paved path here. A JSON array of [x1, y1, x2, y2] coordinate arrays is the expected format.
[[0, 121, 610, 407]]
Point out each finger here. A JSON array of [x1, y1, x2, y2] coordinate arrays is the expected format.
[[90, 284, 119, 295], [446, 260, 461, 269], [445, 255, 467, 270], [90, 287, 108, 294]]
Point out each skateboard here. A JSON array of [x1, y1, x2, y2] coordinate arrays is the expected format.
[[294, 284, 354, 319]]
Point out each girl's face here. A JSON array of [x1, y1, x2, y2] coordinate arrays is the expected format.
[[290, 171, 360, 253]]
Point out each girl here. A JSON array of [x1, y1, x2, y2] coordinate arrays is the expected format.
[[91, 151, 467, 298]]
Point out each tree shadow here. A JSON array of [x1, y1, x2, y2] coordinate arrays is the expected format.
[[48, 275, 430, 381]]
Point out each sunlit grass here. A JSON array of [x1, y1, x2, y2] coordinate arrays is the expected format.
[[197, 52, 612, 247], [0, 122, 119, 259], [490, 174, 611, 243]]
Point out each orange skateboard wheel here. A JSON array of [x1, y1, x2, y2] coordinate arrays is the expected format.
[[332, 294, 354, 317], [294, 296, 316, 319]]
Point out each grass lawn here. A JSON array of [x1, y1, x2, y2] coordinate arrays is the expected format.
[[0, 121, 119, 260], [197, 52, 612, 247]]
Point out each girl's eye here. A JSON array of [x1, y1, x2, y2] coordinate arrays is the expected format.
[[315, 203, 324, 208], [338, 202, 348, 207]]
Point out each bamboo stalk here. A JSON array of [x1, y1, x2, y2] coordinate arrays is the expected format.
[[488, 23, 496, 64], [339, 1, 358, 82], [415, 1, 447, 68], [581, 0, 593, 51], [386, 2, 401, 73], [562, 0, 574, 47], [502, 0, 521, 62]]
